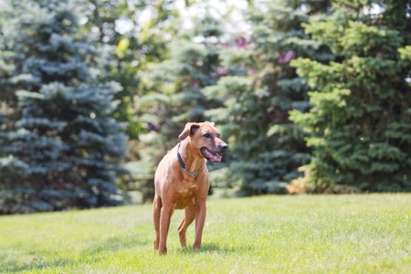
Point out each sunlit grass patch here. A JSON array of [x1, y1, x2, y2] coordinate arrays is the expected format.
[[1, 194, 410, 273]]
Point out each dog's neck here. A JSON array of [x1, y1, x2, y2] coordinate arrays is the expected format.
[[178, 139, 205, 176]]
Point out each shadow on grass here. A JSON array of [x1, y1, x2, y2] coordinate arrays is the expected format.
[[2, 257, 72, 273], [3, 235, 149, 272], [177, 242, 253, 255], [5, 235, 149, 272]]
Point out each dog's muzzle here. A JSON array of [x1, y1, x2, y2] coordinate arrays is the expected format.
[[200, 145, 227, 162]]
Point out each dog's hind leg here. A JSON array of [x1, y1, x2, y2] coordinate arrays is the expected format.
[[178, 206, 195, 248], [153, 195, 162, 251]]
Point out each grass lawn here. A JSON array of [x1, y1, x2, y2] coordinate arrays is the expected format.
[[0, 194, 410, 273]]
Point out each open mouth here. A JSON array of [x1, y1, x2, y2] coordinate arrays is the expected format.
[[200, 147, 223, 162]]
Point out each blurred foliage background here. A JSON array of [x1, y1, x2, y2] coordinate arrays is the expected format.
[[0, 0, 410, 214]]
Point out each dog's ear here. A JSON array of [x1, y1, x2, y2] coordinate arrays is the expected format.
[[178, 122, 200, 140]]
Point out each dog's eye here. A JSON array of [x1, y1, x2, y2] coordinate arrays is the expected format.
[[203, 133, 212, 138]]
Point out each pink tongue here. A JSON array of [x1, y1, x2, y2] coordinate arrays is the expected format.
[[205, 150, 222, 162]]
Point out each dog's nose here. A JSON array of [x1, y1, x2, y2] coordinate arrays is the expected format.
[[219, 143, 228, 150]]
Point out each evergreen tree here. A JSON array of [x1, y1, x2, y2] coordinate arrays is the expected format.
[[84, 0, 179, 141], [291, 0, 411, 191], [204, 0, 331, 195], [0, 1, 127, 213], [0, 1, 21, 128]]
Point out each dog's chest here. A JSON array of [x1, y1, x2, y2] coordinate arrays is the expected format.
[[177, 181, 198, 197], [174, 182, 198, 209]]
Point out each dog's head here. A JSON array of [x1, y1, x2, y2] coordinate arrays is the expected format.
[[178, 121, 228, 162]]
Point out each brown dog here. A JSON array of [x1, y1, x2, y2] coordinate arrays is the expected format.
[[153, 121, 227, 255]]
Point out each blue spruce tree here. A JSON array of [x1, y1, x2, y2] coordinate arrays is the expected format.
[[0, 1, 127, 213]]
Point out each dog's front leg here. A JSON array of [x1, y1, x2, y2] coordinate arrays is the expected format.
[[193, 198, 206, 251], [159, 205, 172, 255]]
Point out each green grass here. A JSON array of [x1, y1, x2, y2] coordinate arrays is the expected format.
[[0, 194, 410, 274]]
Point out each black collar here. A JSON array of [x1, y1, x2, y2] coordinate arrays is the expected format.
[[177, 142, 201, 177]]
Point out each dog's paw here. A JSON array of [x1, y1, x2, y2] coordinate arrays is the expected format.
[[158, 248, 167, 255]]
